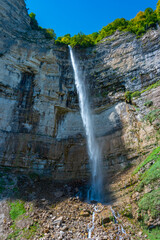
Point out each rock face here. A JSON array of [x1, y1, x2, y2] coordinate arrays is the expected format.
[[0, 0, 160, 180]]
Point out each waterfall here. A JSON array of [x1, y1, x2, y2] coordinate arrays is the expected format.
[[69, 46, 103, 201]]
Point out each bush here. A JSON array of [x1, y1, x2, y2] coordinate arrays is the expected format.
[[124, 91, 132, 103], [29, 12, 39, 30]]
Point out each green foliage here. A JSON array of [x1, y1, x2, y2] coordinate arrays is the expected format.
[[29, 1, 160, 48], [21, 224, 38, 239], [10, 200, 26, 220], [29, 12, 39, 30], [156, 0, 160, 21], [7, 223, 38, 240], [55, 32, 94, 48], [29, 13, 56, 40], [29, 2, 160, 48], [138, 189, 160, 220], [44, 28, 56, 39], [7, 227, 21, 239], [96, 18, 129, 42], [70, 32, 95, 48], [124, 91, 132, 103], [131, 91, 141, 98]]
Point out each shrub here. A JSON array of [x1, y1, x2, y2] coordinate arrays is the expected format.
[[124, 91, 132, 103], [29, 12, 56, 40], [29, 12, 39, 30]]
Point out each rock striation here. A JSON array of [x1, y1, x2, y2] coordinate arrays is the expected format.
[[0, 0, 160, 181]]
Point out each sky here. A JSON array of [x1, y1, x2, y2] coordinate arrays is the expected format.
[[26, 0, 158, 37]]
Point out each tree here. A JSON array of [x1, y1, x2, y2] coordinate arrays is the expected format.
[[29, 12, 39, 30], [44, 29, 56, 39], [156, 0, 160, 20]]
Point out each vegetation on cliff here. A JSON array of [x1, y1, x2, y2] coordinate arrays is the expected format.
[[29, 1, 160, 47], [29, 12, 56, 39], [132, 146, 160, 239]]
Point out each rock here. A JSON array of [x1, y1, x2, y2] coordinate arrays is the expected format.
[[61, 225, 68, 231], [80, 210, 91, 217], [54, 191, 64, 198], [0, 0, 159, 179], [53, 216, 63, 226], [16, 217, 33, 229], [99, 209, 112, 224]]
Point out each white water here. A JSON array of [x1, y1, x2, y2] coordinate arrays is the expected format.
[[69, 46, 103, 201], [111, 207, 128, 239]]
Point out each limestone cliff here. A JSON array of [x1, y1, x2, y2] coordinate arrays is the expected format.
[[0, 0, 160, 180]]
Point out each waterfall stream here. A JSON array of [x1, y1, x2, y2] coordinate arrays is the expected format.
[[69, 46, 103, 201]]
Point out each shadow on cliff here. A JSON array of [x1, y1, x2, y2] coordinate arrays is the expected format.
[[0, 169, 85, 208]]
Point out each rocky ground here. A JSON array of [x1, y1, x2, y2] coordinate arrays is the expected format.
[[0, 166, 153, 240]]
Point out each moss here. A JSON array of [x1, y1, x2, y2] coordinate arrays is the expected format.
[[9, 200, 26, 220]]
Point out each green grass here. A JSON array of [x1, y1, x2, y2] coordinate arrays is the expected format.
[[143, 227, 160, 240], [9, 200, 26, 220], [7, 228, 21, 240], [7, 223, 38, 240], [133, 146, 160, 174], [22, 224, 38, 239], [138, 189, 160, 220], [8, 201, 38, 239], [136, 160, 160, 191]]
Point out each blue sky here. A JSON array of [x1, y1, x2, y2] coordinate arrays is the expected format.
[[26, 0, 158, 37]]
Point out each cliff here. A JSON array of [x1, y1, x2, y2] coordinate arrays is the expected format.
[[0, 0, 160, 181]]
